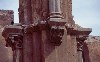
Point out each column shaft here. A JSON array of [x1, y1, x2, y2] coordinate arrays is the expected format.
[[32, 31, 44, 62], [24, 0, 32, 24], [49, 0, 61, 14], [23, 34, 33, 62]]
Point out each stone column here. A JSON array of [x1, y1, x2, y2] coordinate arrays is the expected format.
[[76, 35, 88, 62], [49, 0, 61, 13], [23, 0, 32, 24], [48, 0, 66, 27], [22, 0, 34, 62], [49, 0, 62, 18], [32, 31, 44, 62], [13, 49, 22, 62], [23, 33, 33, 62], [77, 51, 83, 62]]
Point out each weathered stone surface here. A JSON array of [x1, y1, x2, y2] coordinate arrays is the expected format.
[[0, 0, 96, 62], [0, 10, 14, 62], [42, 30, 78, 62], [0, 26, 13, 62], [85, 36, 100, 62], [0, 10, 14, 26]]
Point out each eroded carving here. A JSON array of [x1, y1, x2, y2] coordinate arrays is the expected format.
[[49, 26, 64, 46], [76, 35, 88, 51], [6, 34, 23, 51]]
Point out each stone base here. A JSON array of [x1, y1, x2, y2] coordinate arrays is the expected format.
[[48, 18, 66, 26]]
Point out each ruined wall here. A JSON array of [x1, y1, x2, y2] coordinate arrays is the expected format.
[[0, 27, 13, 62], [0, 10, 14, 62], [85, 36, 100, 62], [0, 1, 99, 62], [0, 10, 14, 26], [18, 0, 78, 62]]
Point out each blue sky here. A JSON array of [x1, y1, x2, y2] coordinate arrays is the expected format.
[[0, 0, 19, 23], [72, 0, 100, 36], [0, 0, 100, 36]]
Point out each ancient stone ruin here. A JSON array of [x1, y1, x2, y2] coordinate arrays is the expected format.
[[0, 0, 100, 62], [0, 10, 14, 26], [0, 10, 13, 62]]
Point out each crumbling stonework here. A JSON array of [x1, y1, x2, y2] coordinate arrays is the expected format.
[[0, 10, 14, 26], [2, 0, 100, 62], [84, 36, 100, 62], [14, 0, 91, 62], [0, 10, 14, 62], [0, 26, 13, 62]]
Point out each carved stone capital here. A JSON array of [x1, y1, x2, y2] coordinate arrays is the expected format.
[[2, 25, 23, 51], [7, 34, 23, 50], [49, 26, 64, 46]]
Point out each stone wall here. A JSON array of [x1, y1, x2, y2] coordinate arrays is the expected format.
[[18, 0, 92, 62], [18, 0, 79, 62], [85, 36, 100, 62], [43, 30, 78, 62], [0, 10, 14, 62], [0, 10, 14, 26], [0, 0, 97, 62], [0, 26, 13, 62]]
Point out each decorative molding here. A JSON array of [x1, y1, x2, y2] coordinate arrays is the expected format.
[[6, 34, 23, 51], [65, 24, 92, 51], [2, 25, 23, 51]]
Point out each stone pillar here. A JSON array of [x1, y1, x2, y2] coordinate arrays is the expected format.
[[23, 0, 32, 24], [23, 33, 33, 62], [77, 41, 84, 62], [32, 31, 44, 62], [49, 0, 61, 13], [30, 0, 46, 62], [22, 0, 33, 62], [13, 49, 22, 62], [49, 0, 62, 18], [76, 35, 88, 62], [48, 0, 66, 30], [2, 26, 23, 62], [77, 51, 83, 62]]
